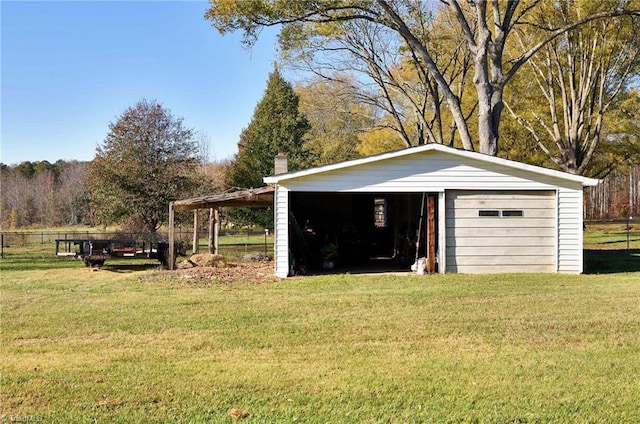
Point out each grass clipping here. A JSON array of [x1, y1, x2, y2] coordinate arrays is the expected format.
[[173, 253, 275, 285]]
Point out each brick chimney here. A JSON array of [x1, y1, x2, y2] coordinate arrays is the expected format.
[[275, 153, 288, 174]]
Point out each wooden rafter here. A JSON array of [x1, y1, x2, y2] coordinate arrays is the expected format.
[[172, 186, 275, 211]]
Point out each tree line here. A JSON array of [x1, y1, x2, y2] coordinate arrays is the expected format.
[[0, 158, 229, 231], [586, 167, 640, 220], [1, 160, 92, 229], [2, 156, 635, 231]]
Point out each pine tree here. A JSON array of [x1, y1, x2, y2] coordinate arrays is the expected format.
[[227, 68, 310, 190]]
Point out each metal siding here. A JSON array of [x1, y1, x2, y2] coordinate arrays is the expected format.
[[274, 186, 289, 278], [453, 264, 555, 273], [279, 152, 577, 193], [557, 188, 584, 273], [445, 190, 556, 273], [265, 144, 599, 188]]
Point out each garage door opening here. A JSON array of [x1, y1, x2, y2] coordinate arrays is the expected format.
[[288, 192, 439, 275]]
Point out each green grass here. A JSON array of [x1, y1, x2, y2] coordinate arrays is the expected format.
[[584, 221, 640, 250], [583, 222, 640, 273], [2, 241, 640, 423]]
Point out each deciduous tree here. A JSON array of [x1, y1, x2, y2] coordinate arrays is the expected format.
[[205, 0, 639, 156], [505, 1, 640, 175], [295, 77, 372, 165], [88, 99, 201, 233]]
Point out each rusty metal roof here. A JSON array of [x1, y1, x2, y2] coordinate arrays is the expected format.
[[171, 186, 275, 211]]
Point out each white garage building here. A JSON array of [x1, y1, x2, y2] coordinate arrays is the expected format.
[[263, 144, 598, 277]]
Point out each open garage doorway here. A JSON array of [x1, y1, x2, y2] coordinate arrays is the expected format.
[[288, 192, 439, 275]]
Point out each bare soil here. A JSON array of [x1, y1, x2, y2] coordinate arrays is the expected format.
[[172, 260, 276, 284]]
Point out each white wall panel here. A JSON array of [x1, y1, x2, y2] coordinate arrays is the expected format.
[[557, 188, 584, 273], [445, 190, 556, 273], [274, 186, 289, 278], [280, 152, 580, 193]]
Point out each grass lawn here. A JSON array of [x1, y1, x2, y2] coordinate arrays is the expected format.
[[583, 221, 640, 273], [1, 231, 640, 422], [584, 221, 639, 250]]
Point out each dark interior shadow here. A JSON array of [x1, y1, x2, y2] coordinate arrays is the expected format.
[[299, 258, 415, 276], [584, 249, 640, 274]]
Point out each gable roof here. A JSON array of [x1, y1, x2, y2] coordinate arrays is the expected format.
[[263, 143, 599, 187]]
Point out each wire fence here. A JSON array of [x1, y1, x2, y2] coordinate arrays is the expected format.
[[1, 220, 636, 259], [584, 218, 639, 251], [1, 228, 269, 244], [0, 228, 271, 259]]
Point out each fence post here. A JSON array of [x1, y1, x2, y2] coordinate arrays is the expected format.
[[264, 229, 268, 257], [1, 234, 4, 258]]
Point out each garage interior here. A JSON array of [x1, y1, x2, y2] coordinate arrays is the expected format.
[[288, 192, 439, 275]]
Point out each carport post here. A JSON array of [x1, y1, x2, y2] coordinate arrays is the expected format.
[[193, 209, 199, 254], [168, 202, 175, 270], [209, 208, 219, 254]]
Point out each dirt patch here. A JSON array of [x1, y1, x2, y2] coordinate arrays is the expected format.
[[172, 260, 276, 285], [188, 253, 227, 267]]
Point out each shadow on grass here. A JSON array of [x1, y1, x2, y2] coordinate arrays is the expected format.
[[0, 257, 164, 273], [594, 238, 640, 245], [0, 256, 84, 271], [99, 262, 163, 273], [584, 249, 640, 274]]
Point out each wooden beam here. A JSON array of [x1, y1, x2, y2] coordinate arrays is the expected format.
[[209, 208, 219, 254], [192, 209, 199, 254], [168, 202, 175, 270], [172, 186, 275, 211], [208, 208, 214, 254], [214, 209, 219, 254], [427, 194, 436, 274], [438, 192, 446, 273]]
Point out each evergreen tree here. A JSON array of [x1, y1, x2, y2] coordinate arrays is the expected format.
[[226, 68, 309, 228], [227, 68, 310, 190]]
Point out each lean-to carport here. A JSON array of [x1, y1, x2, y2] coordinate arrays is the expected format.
[[167, 186, 275, 270]]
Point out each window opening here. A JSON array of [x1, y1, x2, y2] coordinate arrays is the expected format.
[[479, 210, 500, 217], [374, 198, 387, 228], [478, 209, 524, 217], [502, 210, 524, 217]]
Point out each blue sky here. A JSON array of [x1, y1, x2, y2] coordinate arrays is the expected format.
[[1, 0, 282, 165]]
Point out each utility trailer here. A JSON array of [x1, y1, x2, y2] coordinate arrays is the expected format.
[[55, 238, 175, 267]]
